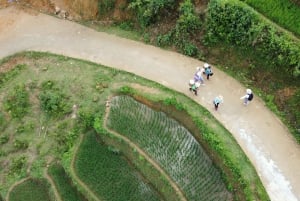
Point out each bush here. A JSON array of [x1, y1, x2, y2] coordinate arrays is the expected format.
[[164, 0, 201, 56], [9, 156, 27, 175], [98, 0, 116, 16], [39, 81, 71, 118], [206, 0, 300, 77], [4, 84, 30, 119], [13, 139, 29, 150], [0, 135, 9, 145], [129, 0, 175, 27]]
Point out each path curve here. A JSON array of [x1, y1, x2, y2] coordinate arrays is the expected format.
[[1, 6, 300, 201]]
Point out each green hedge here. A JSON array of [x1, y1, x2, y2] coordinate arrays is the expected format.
[[206, 0, 300, 77]]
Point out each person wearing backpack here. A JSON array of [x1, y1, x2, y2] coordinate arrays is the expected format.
[[204, 63, 213, 80], [213, 95, 224, 111], [240, 89, 254, 105]]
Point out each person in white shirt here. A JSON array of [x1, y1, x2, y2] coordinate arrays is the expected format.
[[240, 89, 254, 105]]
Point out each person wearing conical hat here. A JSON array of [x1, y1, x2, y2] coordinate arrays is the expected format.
[[240, 89, 254, 105], [213, 95, 224, 110]]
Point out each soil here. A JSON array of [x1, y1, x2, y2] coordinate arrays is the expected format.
[[1, 5, 300, 201]]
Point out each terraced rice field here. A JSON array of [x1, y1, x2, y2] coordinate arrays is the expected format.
[[106, 95, 232, 201]]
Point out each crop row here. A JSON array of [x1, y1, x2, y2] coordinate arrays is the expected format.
[[107, 96, 232, 201], [74, 131, 161, 201]]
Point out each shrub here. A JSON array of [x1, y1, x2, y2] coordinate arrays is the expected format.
[[9, 156, 27, 175], [206, 0, 300, 77], [13, 139, 29, 150], [129, 0, 175, 27], [0, 135, 9, 145], [98, 0, 116, 16], [3, 84, 30, 119], [165, 0, 201, 56], [39, 81, 71, 118]]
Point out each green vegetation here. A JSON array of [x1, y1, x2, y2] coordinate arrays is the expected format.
[[8, 178, 52, 201], [48, 163, 87, 201], [206, 0, 300, 76], [39, 80, 71, 118], [0, 52, 269, 200], [129, 0, 176, 27], [91, 0, 300, 142], [205, 0, 300, 142], [74, 131, 162, 201], [243, 0, 300, 37], [107, 95, 232, 201], [4, 84, 30, 119]]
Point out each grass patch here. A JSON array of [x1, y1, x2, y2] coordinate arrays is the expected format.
[[74, 131, 162, 201], [8, 178, 52, 201], [48, 163, 87, 201]]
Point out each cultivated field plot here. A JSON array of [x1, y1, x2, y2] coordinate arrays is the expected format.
[[8, 178, 52, 201], [74, 131, 162, 201], [106, 95, 232, 201]]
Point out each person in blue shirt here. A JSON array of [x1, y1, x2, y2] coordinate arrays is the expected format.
[[204, 63, 213, 80], [213, 95, 223, 110]]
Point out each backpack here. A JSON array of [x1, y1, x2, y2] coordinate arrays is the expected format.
[[248, 93, 254, 101]]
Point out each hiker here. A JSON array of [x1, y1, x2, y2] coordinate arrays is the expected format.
[[194, 66, 204, 85], [240, 89, 254, 105], [189, 80, 201, 95], [213, 95, 224, 110], [204, 63, 213, 80]]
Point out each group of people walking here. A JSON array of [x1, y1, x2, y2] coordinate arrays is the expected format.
[[189, 62, 254, 111]]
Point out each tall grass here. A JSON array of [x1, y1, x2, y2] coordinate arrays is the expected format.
[[243, 0, 300, 37], [74, 131, 162, 201], [107, 95, 232, 201]]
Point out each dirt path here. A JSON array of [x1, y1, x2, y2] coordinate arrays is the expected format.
[[1, 6, 300, 201]]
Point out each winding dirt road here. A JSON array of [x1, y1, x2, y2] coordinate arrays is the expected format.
[[1, 6, 300, 201]]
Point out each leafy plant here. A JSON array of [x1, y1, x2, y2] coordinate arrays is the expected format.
[[4, 84, 30, 119], [9, 156, 27, 175], [129, 0, 175, 27], [206, 0, 300, 77], [39, 81, 71, 118], [13, 139, 29, 150], [0, 135, 9, 145]]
